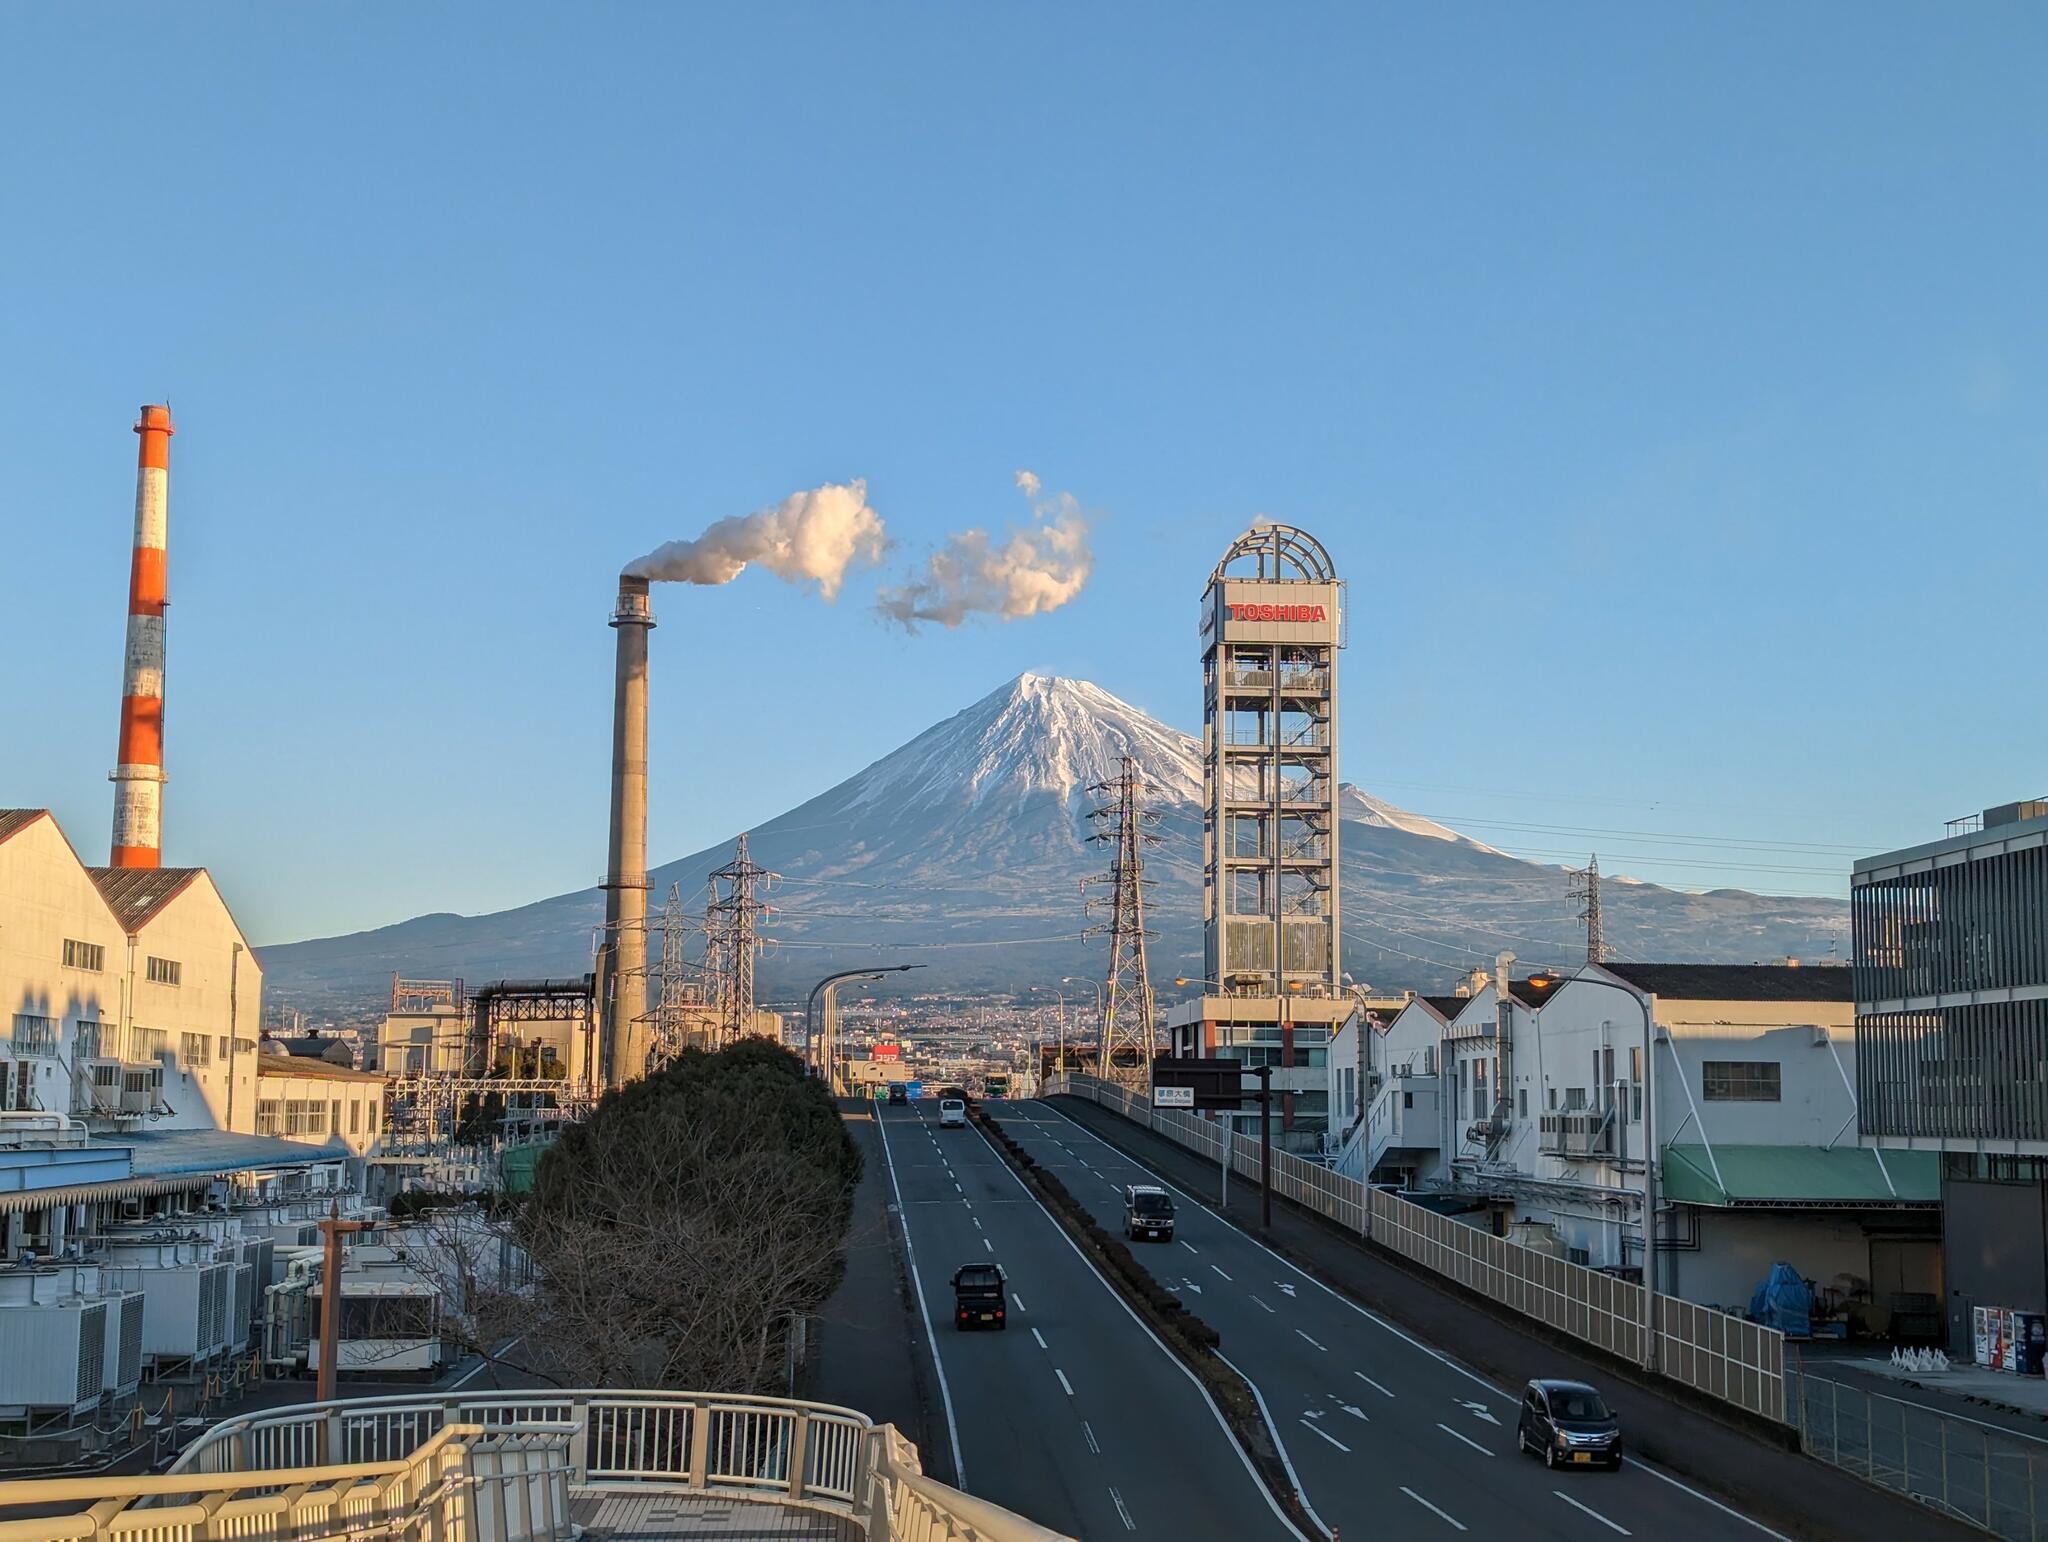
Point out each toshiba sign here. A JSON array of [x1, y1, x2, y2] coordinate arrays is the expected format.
[[1226, 602, 1327, 623]]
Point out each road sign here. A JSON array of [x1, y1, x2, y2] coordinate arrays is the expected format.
[[1153, 1085, 1195, 1108]]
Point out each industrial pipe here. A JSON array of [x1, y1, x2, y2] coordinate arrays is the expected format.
[[597, 576, 655, 1089], [110, 405, 172, 868]]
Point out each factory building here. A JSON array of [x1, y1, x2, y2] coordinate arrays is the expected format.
[[1166, 523, 1348, 1136]]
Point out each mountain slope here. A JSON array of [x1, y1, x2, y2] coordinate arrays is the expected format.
[[259, 674, 1849, 1007]]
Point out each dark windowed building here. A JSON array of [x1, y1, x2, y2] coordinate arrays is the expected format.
[[1855, 798, 2048, 1351]]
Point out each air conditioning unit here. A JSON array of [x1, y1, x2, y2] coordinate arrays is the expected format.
[[0, 1293, 108, 1421], [98, 1289, 145, 1398], [77, 1058, 123, 1116], [120, 1063, 164, 1114]]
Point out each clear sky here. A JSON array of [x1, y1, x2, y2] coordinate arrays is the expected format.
[[2, 5, 2043, 944]]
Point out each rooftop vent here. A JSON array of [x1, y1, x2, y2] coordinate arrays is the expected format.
[[1984, 799, 2048, 830]]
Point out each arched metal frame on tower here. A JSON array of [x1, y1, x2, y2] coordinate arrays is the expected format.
[[1199, 524, 1345, 999]]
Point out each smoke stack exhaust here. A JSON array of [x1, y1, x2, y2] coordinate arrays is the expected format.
[[110, 404, 173, 868], [597, 574, 655, 1086]]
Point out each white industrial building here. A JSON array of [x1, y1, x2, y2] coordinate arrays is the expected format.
[[1330, 962, 1939, 1312]]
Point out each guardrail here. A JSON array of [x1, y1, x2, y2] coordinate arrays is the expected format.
[[1050, 1075, 1787, 1426], [160, 1388, 1072, 1541]]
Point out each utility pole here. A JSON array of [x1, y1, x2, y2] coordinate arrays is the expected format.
[[708, 833, 776, 1044], [1085, 756, 1159, 1093], [1255, 1065, 1274, 1231], [315, 1199, 368, 1423], [1569, 854, 1610, 964]]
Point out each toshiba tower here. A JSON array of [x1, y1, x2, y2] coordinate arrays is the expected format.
[[1169, 524, 1349, 1135]]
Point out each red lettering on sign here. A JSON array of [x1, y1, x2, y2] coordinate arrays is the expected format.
[[1225, 602, 1328, 623]]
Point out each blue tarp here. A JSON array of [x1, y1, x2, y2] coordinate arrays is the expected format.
[[1749, 1262, 1812, 1337]]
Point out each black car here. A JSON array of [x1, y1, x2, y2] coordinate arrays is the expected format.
[[951, 1263, 1008, 1330], [1516, 1378, 1622, 1470], [886, 1084, 908, 1104]]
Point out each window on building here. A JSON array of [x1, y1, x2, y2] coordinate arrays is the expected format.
[[1566, 1086, 1587, 1111], [256, 1099, 282, 1135], [180, 1032, 211, 1067], [217, 1036, 230, 1061], [1703, 1061, 1782, 1102], [146, 956, 181, 986], [369, 1100, 381, 1134], [9, 1014, 57, 1056], [350, 1099, 363, 1135], [1546, 1086, 1558, 1111], [62, 939, 104, 972], [128, 1026, 169, 1064], [331, 1099, 342, 1132], [74, 1019, 102, 1058], [1518, 1088, 1528, 1118]]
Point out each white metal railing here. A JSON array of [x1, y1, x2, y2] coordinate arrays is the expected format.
[[155, 1388, 1073, 1541], [1049, 1075, 1787, 1425]]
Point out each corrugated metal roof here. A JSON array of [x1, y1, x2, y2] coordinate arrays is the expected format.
[[1603, 964, 1853, 1003], [0, 808, 51, 845], [87, 866, 203, 931], [1661, 1143, 1938, 1207], [116, 1128, 347, 1176]]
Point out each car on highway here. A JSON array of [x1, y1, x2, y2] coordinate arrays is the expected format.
[[951, 1262, 1007, 1330], [1123, 1184, 1177, 1241], [938, 1097, 967, 1127], [886, 1083, 908, 1105], [1516, 1378, 1623, 1470]]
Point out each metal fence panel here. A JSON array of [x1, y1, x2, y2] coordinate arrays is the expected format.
[[1051, 1075, 1782, 1425]]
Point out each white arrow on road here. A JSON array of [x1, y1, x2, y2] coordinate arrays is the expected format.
[[1277, 1282, 1297, 1297], [1179, 1280, 1203, 1295], [1460, 1400, 1501, 1426], [1338, 1403, 1369, 1422]]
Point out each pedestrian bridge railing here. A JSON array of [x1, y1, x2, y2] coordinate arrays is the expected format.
[[1047, 1075, 1787, 1426], [0, 1390, 1073, 1542]]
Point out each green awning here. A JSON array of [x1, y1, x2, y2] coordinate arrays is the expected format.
[[1660, 1144, 1939, 1208]]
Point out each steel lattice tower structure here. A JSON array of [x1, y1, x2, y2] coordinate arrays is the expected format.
[[1569, 854, 1609, 963], [707, 833, 774, 1043], [653, 882, 693, 1064], [1199, 525, 1343, 996], [1086, 756, 1160, 1089]]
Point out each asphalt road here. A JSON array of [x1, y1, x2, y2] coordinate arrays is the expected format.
[[993, 1099, 1791, 1542], [875, 1100, 1303, 1540]]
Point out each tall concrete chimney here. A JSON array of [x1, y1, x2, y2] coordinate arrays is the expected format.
[[598, 574, 655, 1086], [110, 405, 173, 868]]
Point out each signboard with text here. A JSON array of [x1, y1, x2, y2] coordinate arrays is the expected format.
[[1152, 1085, 1194, 1108]]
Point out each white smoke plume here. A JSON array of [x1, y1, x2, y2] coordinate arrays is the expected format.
[[624, 480, 887, 600], [875, 472, 1093, 631]]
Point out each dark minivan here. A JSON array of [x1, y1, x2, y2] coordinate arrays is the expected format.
[[952, 1263, 1008, 1330], [1516, 1378, 1622, 1470]]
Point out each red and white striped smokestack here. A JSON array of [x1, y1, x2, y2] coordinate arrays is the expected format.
[[109, 404, 172, 869]]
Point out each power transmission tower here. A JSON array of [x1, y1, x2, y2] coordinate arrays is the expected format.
[[653, 882, 694, 1065], [1568, 853, 1610, 963], [707, 833, 775, 1043], [1084, 756, 1159, 1091]]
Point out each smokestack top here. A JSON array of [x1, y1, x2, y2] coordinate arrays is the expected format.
[[133, 405, 173, 468], [612, 572, 655, 628]]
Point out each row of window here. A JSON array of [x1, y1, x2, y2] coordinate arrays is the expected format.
[[59, 938, 181, 985], [1453, 1054, 1779, 1122], [7, 1019, 250, 1073], [254, 1097, 381, 1138]]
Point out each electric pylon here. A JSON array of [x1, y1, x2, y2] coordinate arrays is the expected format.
[[1568, 853, 1610, 963], [707, 833, 775, 1043], [1085, 756, 1159, 1091]]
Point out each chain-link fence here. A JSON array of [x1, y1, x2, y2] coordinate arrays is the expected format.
[[1793, 1367, 2048, 1539]]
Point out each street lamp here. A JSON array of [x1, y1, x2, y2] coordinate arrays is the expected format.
[[1530, 967, 1661, 1375], [804, 966, 926, 1087]]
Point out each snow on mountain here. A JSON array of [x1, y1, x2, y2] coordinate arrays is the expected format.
[[846, 673, 1204, 813], [258, 671, 1850, 1008]]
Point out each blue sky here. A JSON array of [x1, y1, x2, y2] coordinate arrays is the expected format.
[[2, 5, 2043, 943]]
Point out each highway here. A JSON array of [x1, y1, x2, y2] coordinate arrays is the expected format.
[[990, 1099, 1790, 1541], [876, 1100, 1304, 1540]]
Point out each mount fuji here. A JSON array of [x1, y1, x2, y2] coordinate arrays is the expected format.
[[259, 674, 1849, 1008]]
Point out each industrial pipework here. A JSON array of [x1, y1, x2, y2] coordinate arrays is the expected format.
[[597, 574, 655, 1087], [110, 405, 173, 868]]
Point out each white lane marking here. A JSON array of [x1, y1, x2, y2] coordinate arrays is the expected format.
[[1181, 1241, 1199, 1254], [1055, 1368, 1074, 1396], [1555, 1490, 1631, 1535], [1083, 1420, 1100, 1455], [1212, 1265, 1233, 1281], [1032, 1328, 1048, 1350], [876, 1101, 965, 1486], [982, 1238, 993, 1251], [1108, 1486, 1135, 1531], [968, 1118, 1311, 1542], [1335, 1401, 1369, 1422], [962, 1199, 972, 1209], [1298, 1418, 1350, 1452], [1012, 1293, 1026, 1312], [1355, 1372, 1395, 1398], [1043, 1100, 1790, 1536], [1436, 1422, 1492, 1457], [1250, 1295, 1276, 1313], [1217, 1349, 1336, 1542], [447, 1334, 524, 1388], [1458, 1398, 1500, 1426], [1400, 1487, 1467, 1531], [972, 1217, 982, 1229], [1297, 1329, 1327, 1352]]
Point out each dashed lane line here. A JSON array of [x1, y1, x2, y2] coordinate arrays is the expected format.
[[1298, 1419, 1350, 1453], [1400, 1487, 1467, 1532], [1109, 1486, 1136, 1531], [1436, 1422, 1492, 1457], [1083, 1421, 1100, 1455], [1355, 1372, 1395, 1399], [1251, 1295, 1275, 1313], [1554, 1491, 1631, 1536], [1212, 1265, 1233, 1281], [1032, 1328, 1048, 1350], [1296, 1329, 1327, 1352], [1056, 1369, 1075, 1396], [874, 1100, 965, 1486]]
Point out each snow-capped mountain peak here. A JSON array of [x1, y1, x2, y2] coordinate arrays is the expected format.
[[846, 673, 1204, 812], [1336, 784, 1500, 854]]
